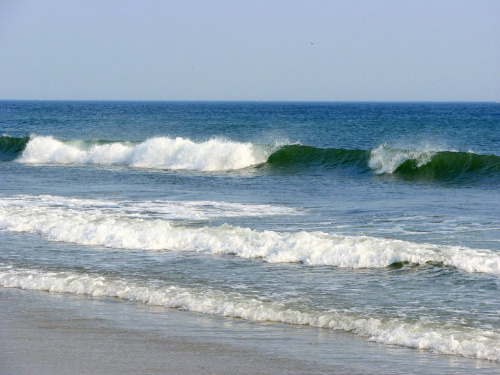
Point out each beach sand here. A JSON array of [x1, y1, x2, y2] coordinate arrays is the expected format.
[[1, 288, 497, 375]]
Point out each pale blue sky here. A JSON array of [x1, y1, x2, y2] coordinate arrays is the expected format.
[[1, 0, 499, 101]]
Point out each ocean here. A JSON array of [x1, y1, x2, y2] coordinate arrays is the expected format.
[[1, 101, 499, 373]]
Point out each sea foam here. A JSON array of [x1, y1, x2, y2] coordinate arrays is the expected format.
[[1, 266, 498, 362], [0, 196, 499, 275], [369, 144, 436, 174], [17, 136, 272, 171], [2, 195, 299, 221]]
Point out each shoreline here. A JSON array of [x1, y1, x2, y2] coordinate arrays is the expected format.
[[0, 288, 324, 375], [1, 287, 499, 375]]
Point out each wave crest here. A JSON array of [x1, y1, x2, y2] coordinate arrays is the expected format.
[[267, 144, 500, 182], [7, 135, 500, 181], [17, 136, 272, 171], [0, 197, 499, 275], [369, 145, 436, 174], [1, 266, 499, 362], [0, 135, 29, 161], [368, 144, 500, 181]]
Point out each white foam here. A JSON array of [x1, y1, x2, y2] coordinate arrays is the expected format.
[[1, 195, 299, 220], [1, 266, 498, 362], [369, 144, 435, 174], [0, 197, 499, 274], [17, 136, 273, 171]]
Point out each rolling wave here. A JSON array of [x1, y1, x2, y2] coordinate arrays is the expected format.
[[1, 196, 499, 275], [14, 135, 273, 171], [267, 144, 500, 181], [266, 144, 369, 171], [1, 265, 499, 361], [3, 135, 499, 181], [0, 135, 29, 161], [368, 144, 500, 181]]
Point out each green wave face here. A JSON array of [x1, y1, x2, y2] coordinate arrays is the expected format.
[[393, 151, 500, 182], [4, 135, 500, 183], [267, 144, 500, 183], [266, 145, 370, 172], [0, 136, 29, 161]]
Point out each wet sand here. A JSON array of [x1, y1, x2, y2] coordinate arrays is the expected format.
[[0, 289, 322, 374], [1, 288, 498, 375]]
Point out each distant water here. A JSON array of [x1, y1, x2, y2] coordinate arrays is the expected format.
[[1, 101, 499, 363]]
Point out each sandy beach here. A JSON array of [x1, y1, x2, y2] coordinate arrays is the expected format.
[[1, 287, 498, 375], [0, 288, 324, 375]]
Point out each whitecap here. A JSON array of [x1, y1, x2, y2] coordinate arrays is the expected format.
[[1, 266, 498, 362], [17, 136, 274, 171]]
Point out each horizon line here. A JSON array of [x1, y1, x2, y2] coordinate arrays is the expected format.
[[0, 99, 498, 104]]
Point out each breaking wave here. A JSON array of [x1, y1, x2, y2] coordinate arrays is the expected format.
[[267, 144, 500, 181], [3, 135, 499, 181], [14, 135, 273, 171], [0, 135, 29, 161], [368, 144, 500, 181], [0, 196, 499, 275], [1, 266, 499, 362]]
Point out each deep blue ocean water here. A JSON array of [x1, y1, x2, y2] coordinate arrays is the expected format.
[[1, 101, 499, 366]]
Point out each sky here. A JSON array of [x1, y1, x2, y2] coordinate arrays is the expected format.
[[0, 0, 499, 101]]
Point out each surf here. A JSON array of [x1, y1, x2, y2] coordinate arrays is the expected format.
[[369, 144, 500, 182], [1, 265, 499, 362], [1, 195, 499, 275], [15, 135, 274, 171], [8, 135, 500, 182], [0, 135, 29, 161], [266, 143, 500, 182]]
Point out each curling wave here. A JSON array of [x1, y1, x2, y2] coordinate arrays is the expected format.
[[15, 135, 273, 171], [1, 266, 499, 362], [267, 144, 500, 181], [0, 135, 29, 161], [0, 196, 498, 275], [5, 135, 500, 181], [266, 144, 369, 171], [368, 144, 500, 181]]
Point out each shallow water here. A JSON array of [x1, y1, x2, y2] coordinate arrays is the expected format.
[[2, 288, 498, 375]]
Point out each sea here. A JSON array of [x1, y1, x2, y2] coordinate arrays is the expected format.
[[1, 101, 499, 373]]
